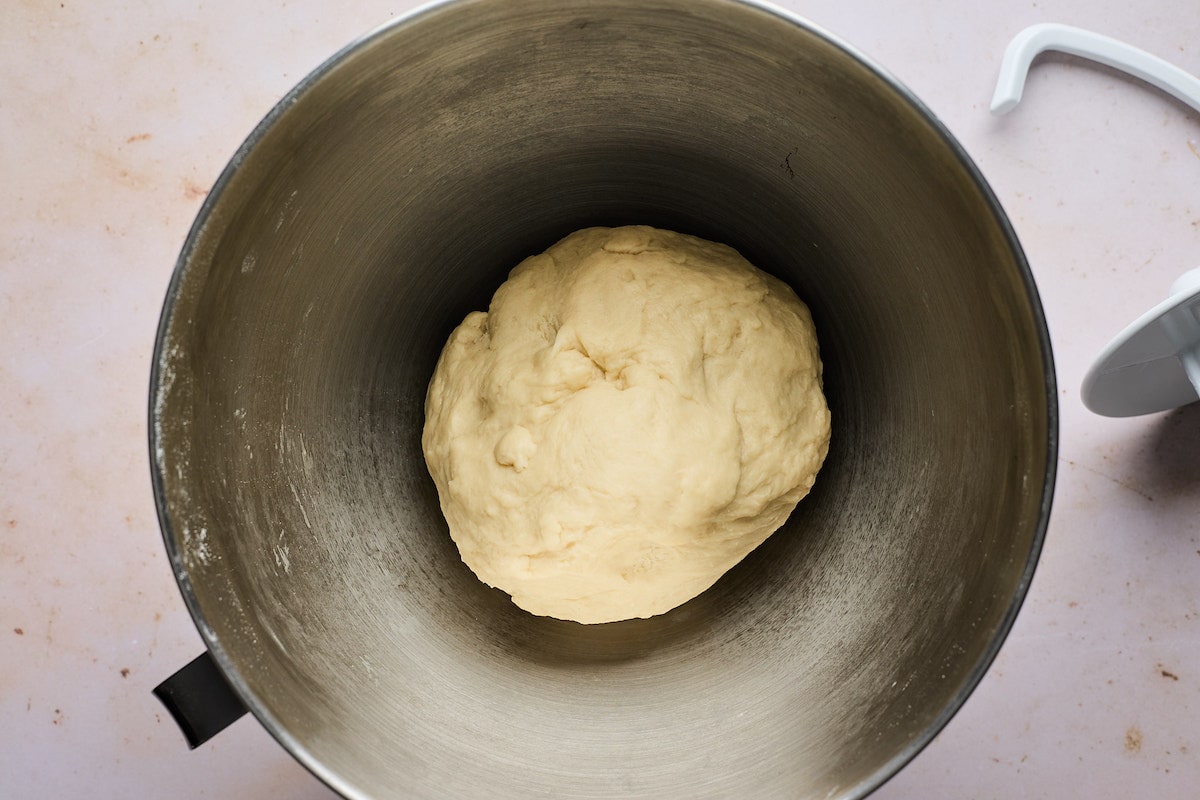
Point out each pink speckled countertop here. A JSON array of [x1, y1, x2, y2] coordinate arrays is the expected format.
[[3, 0, 1198, 797]]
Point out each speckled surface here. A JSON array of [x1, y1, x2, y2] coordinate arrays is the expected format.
[[2, 0, 1197, 797]]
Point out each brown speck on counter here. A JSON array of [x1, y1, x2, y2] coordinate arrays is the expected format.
[[125, 133, 151, 143], [13, 627, 23, 635], [1068, 601, 1079, 608], [1058, 457, 1153, 501], [5, 518, 15, 528], [1125, 726, 1143, 753], [52, 708, 63, 726], [153, 612, 162, 622], [1189, 140, 1200, 161], [183, 179, 208, 201], [1161, 669, 1179, 681], [120, 668, 130, 678]]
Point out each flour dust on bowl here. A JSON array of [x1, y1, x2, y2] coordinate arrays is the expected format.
[[149, 1, 1057, 798]]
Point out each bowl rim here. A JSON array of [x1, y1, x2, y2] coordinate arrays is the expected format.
[[147, 1, 1059, 797]]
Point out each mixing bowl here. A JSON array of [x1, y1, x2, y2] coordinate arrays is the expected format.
[[150, 0, 1057, 797]]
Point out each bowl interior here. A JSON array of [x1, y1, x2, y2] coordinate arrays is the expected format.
[[152, 1, 1054, 798]]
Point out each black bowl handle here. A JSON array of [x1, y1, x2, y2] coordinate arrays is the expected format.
[[154, 651, 248, 748]]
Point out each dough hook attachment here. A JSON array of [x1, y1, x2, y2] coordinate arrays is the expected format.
[[990, 23, 1200, 117], [992, 23, 1200, 416]]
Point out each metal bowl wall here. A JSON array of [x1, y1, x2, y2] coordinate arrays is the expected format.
[[151, 1, 1056, 797]]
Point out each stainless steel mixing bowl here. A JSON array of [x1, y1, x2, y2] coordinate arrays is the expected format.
[[150, 1, 1057, 797]]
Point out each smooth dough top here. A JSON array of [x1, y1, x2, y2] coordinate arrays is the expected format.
[[422, 226, 830, 624]]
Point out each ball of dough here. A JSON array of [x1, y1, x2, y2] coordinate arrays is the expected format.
[[422, 226, 829, 624]]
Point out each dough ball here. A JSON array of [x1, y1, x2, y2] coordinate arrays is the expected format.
[[422, 226, 830, 624]]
